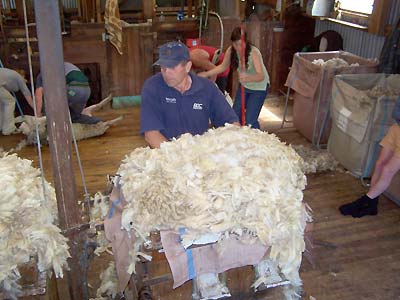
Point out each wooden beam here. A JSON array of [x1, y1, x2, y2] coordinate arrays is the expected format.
[[15, 0, 24, 24], [280, 0, 287, 22], [188, 0, 193, 17], [96, 0, 102, 23], [77, 0, 82, 21], [368, 0, 392, 35], [33, 1, 88, 299], [234, 0, 240, 19], [142, 0, 155, 20]]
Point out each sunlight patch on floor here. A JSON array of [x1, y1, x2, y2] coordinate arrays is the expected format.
[[259, 107, 282, 122]]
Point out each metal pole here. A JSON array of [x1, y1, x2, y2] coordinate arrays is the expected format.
[[33, 1, 88, 299]]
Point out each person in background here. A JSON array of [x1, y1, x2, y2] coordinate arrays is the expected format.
[[0, 68, 33, 135], [340, 97, 400, 218], [140, 41, 239, 148], [188, 43, 230, 93], [302, 30, 343, 52], [199, 27, 270, 129], [35, 62, 101, 124]]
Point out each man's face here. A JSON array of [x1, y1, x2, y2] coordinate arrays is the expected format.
[[160, 61, 192, 88]]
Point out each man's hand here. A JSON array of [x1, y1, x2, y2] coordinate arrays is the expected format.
[[144, 130, 168, 148]]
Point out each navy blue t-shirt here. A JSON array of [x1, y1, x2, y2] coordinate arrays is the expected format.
[[140, 73, 238, 139]]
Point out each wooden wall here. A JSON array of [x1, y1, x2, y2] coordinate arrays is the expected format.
[[64, 21, 204, 98], [64, 22, 156, 98], [1, 22, 156, 103], [247, 11, 315, 93], [1, 12, 315, 100], [107, 23, 154, 96], [63, 23, 108, 99], [201, 16, 242, 51]]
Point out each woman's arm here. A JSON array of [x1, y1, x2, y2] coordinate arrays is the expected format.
[[198, 47, 232, 78], [238, 49, 265, 83]]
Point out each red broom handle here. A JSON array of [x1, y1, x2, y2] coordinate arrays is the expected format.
[[240, 24, 246, 126]]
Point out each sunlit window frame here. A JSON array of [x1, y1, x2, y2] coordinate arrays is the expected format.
[[334, 0, 373, 28]]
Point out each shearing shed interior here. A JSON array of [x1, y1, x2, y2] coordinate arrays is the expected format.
[[0, 1, 400, 300]]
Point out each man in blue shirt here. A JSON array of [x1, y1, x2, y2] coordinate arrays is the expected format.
[[141, 41, 239, 148]]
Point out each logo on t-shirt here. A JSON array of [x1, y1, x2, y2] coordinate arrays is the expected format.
[[193, 103, 203, 110], [165, 97, 176, 104]]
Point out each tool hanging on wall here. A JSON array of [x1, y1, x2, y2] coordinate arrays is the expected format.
[[198, 0, 224, 65]]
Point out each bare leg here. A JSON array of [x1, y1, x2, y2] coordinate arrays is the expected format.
[[370, 147, 394, 187], [367, 153, 400, 199], [82, 93, 113, 117], [339, 147, 395, 216]]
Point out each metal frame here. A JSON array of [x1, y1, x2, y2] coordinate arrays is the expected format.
[[281, 53, 333, 149], [126, 233, 293, 300]]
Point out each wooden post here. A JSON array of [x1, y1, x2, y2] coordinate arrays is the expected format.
[[33, 1, 88, 299], [77, 0, 82, 22], [188, 0, 193, 17], [234, 0, 240, 19], [96, 0, 102, 23], [142, 0, 155, 20], [280, 0, 287, 22], [15, 0, 24, 24], [368, 0, 391, 35]]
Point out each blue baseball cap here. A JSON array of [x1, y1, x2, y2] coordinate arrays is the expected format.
[[153, 41, 190, 68]]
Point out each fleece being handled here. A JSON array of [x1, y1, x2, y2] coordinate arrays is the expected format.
[[109, 125, 310, 298]]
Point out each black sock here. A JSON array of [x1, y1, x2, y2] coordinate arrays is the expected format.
[[339, 194, 370, 216], [351, 197, 379, 218]]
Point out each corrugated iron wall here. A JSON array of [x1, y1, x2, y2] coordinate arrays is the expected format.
[[1, 0, 16, 9], [388, 0, 400, 25], [315, 0, 400, 59], [1, 0, 77, 9], [63, 0, 78, 9]]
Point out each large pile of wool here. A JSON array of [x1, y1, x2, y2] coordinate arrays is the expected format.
[[118, 125, 309, 288], [0, 152, 70, 299]]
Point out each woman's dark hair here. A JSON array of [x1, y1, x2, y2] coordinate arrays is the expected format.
[[230, 27, 252, 70]]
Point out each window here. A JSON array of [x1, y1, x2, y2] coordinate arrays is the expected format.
[[338, 0, 374, 15], [333, 0, 375, 28], [328, 0, 389, 35]]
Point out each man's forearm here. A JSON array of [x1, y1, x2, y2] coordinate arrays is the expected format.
[[25, 95, 34, 108], [34, 87, 43, 116], [144, 130, 168, 148]]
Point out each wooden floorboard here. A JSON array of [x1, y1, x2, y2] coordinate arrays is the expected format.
[[1, 106, 400, 300]]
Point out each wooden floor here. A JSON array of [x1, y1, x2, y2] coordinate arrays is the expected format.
[[1, 103, 400, 300]]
